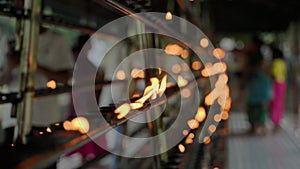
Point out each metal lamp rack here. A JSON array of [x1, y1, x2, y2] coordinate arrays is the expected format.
[[0, 0, 226, 169]]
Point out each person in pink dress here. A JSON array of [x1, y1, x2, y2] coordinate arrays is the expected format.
[[270, 48, 287, 131]]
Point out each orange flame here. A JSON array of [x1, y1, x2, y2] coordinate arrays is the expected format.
[[47, 80, 56, 89], [178, 75, 188, 87], [115, 75, 168, 119], [195, 107, 206, 122], [178, 144, 185, 153], [187, 119, 199, 129], [114, 103, 131, 119], [71, 117, 90, 134]]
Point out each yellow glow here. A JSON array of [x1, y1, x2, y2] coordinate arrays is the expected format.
[[47, 80, 56, 89], [187, 119, 199, 129], [39, 131, 43, 135], [178, 75, 188, 87], [131, 68, 144, 78], [178, 144, 186, 153], [203, 136, 211, 144], [11, 143, 14, 147], [71, 117, 90, 134], [150, 78, 159, 92], [181, 88, 191, 98], [204, 93, 213, 106], [172, 64, 181, 74], [225, 97, 232, 110], [46, 127, 52, 133], [181, 63, 190, 72], [185, 138, 193, 144], [54, 123, 60, 126], [158, 75, 167, 97], [182, 130, 189, 136], [116, 70, 126, 80], [130, 102, 143, 109], [132, 92, 140, 98], [221, 111, 229, 120], [63, 120, 72, 131], [158, 68, 162, 74], [213, 48, 226, 59], [213, 167, 219, 169], [201, 62, 227, 77], [136, 89, 155, 104], [188, 133, 195, 139], [166, 82, 175, 88], [192, 61, 201, 70], [214, 114, 221, 122], [200, 38, 209, 48], [114, 103, 131, 119], [165, 44, 183, 56], [195, 107, 206, 122], [208, 125, 217, 133], [165, 11, 172, 20], [181, 49, 189, 59]]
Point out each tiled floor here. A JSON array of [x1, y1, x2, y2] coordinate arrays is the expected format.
[[227, 112, 300, 169]]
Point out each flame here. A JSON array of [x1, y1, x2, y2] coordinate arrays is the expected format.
[[116, 70, 126, 80], [172, 64, 181, 74], [114, 103, 131, 119], [213, 48, 226, 59], [201, 62, 227, 77], [165, 44, 183, 55], [214, 114, 222, 122], [191, 61, 201, 70], [181, 49, 189, 59], [130, 102, 143, 109], [178, 144, 185, 153], [181, 88, 191, 98], [63, 121, 72, 131], [46, 127, 52, 133], [195, 107, 206, 122], [158, 75, 167, 97], [188, 133, 195, 139], [221, 110, 229, 120], [185, 138, 193, 144], [203, 136, 211, 144], [165, 11, 172, 20], [200, 38, 209, 48], [71, 117, 90, 134], [178, 75, 188, 87], [114, 75, 168, 119], [208, 125, 217, 133], [182, 130, 189, 136], [166, 82, 175, 88], [131, 68, 145, 78], [47, 80, 56, 89], [187, 119, 199, 129]]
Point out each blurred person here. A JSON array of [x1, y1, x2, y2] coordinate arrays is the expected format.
[[244, 37, 272, 136], [270, 48, 287, 131]]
